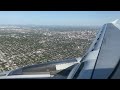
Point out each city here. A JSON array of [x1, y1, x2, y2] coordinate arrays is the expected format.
[[0, 25, 99, 72]]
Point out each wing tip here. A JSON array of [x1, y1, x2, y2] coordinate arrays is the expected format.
[[111, 19, 119, 24]]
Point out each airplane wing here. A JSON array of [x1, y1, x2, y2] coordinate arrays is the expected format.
[[0, 20, 120, 79], [68, 19, 120, 79]]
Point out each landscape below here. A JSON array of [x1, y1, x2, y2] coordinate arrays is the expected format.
[[0, 25, 100, 72]]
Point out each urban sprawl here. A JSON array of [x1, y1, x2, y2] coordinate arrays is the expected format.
[[0, 25, 100, 72]]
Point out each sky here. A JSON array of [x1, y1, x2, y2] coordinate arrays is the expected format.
[[0, 11, 120, 26]]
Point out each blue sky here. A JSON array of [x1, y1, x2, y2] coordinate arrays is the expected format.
[[0, 11, 120, 26]]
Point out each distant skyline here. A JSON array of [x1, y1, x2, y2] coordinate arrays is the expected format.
[[0, 11, 120, 26]]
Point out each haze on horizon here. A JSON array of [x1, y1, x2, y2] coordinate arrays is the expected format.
[[0, 11, 120, 26]]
